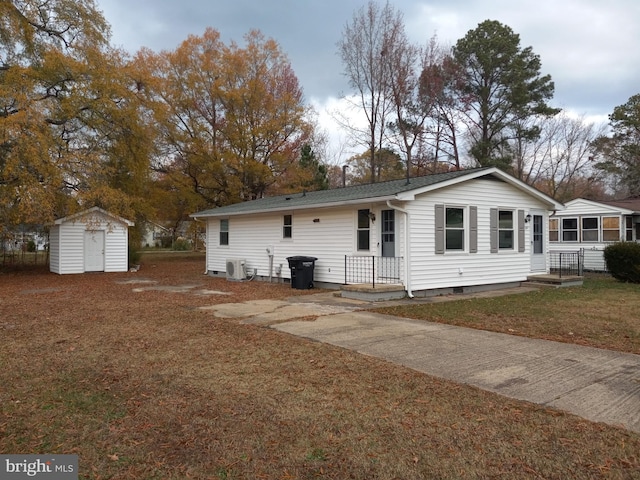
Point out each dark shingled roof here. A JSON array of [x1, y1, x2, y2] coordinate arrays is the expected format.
[[600, 198, 640, 213], [192, 168, 493, 218]]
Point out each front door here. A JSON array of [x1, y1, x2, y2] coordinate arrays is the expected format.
[[380, 209, 401, 281], [381, 209, 395, 257], [530, 212, 546, 272], [84, 230, 105, 272]]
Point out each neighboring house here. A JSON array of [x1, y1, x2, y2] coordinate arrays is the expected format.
[[141, 221, 171, 247], [1, 224, 48, 252], [549, 198, 640, 271], [191, 167, 563, 297], [50, 207, 134, 274]]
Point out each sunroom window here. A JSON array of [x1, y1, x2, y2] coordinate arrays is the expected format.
[[562, 218, 578, 242], [625, 217, 633, 241], [549, 218, 559, 242], [581, 217, 599, 242], [602, 217, 620, 242]]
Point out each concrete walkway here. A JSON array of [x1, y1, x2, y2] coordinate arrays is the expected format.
[[201, 290, 640, 434]]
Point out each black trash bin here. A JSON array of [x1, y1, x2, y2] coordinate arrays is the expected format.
[[286, 256, 317, 289]]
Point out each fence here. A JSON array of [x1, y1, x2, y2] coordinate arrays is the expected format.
[[344, 256, 403, 287], [548, 250, 583, 277]]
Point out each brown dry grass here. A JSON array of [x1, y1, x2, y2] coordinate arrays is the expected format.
[[375, 275, 640, 355], [1, 253, 639, 479]]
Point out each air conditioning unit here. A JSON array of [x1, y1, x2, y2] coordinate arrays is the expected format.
[[226, 258, 246, 281]]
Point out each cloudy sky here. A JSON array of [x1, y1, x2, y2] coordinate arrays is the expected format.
[[97, 0, 639, 160]]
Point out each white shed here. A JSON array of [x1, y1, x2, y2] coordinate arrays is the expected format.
[[49, 207, 135, 274]]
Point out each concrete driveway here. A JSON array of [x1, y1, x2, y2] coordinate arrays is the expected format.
[[201, 290, 640, 434]]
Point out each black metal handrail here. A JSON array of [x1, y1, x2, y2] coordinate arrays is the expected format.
[[548, 250, 583, 277], [344, 255, 403, 287]]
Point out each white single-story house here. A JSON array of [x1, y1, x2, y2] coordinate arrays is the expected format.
[[50, 207, 134, 274], [549, 198, 640, 271], [191, 167, 564, 297]]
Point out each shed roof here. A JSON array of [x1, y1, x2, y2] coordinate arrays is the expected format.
[[54, 206, 135, 226], [192, 167, 562, 218]]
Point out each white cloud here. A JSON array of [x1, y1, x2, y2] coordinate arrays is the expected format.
[[97, 0, 639, 163]]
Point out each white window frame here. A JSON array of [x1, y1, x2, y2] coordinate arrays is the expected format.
[[602, 216, 620, 242], [581, 216, 599, 242], [561, 217, 578, 242], [357, 209, 371, 251], [219, 219, 229, 246], [549, 218, 559, 242], [625, 216, 634, 241], [445, 206, 465, 252], [283, 214, 292, 239], [498, 210, 515, 250]]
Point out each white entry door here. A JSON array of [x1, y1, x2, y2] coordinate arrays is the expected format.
[[530, 211, 546, 272], [84, 230, 105, 272]]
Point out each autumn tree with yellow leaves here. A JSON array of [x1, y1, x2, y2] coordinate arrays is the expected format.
[[0, 0, 155, 232], [136, 28, 315, 217], [1, 2, 319, 249]]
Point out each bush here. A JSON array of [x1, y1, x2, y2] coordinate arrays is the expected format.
[[172, 237, 191, 251], [603, 242, 640, 283]]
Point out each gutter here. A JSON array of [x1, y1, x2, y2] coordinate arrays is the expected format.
[[190, 196, 399, 219], [386, 200, 413, 298]]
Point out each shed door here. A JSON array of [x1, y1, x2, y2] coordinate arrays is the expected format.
[[84, 230, 105, 272]]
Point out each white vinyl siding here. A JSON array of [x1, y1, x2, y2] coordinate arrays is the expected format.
[[204, 206, 386, 285], [409, 177, 548, 292]]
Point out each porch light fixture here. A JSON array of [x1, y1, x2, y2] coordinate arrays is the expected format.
[[368, 212, 376, 223], [525, 214, 532, 223]]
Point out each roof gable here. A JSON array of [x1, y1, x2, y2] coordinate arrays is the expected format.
[[560, 198, 636, 216], [191, 167, 563, 218], [54, 207, 135, 227]]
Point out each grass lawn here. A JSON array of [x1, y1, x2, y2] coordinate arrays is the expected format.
[[374, 275, 640, 355], [1, 254, 639, 479]]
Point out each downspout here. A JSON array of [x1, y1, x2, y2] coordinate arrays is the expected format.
[[386, 200, 413, 298]]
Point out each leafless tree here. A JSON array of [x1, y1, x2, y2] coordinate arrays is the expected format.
[[337, 1, 402, 183], [510, 113, 608, 201]]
